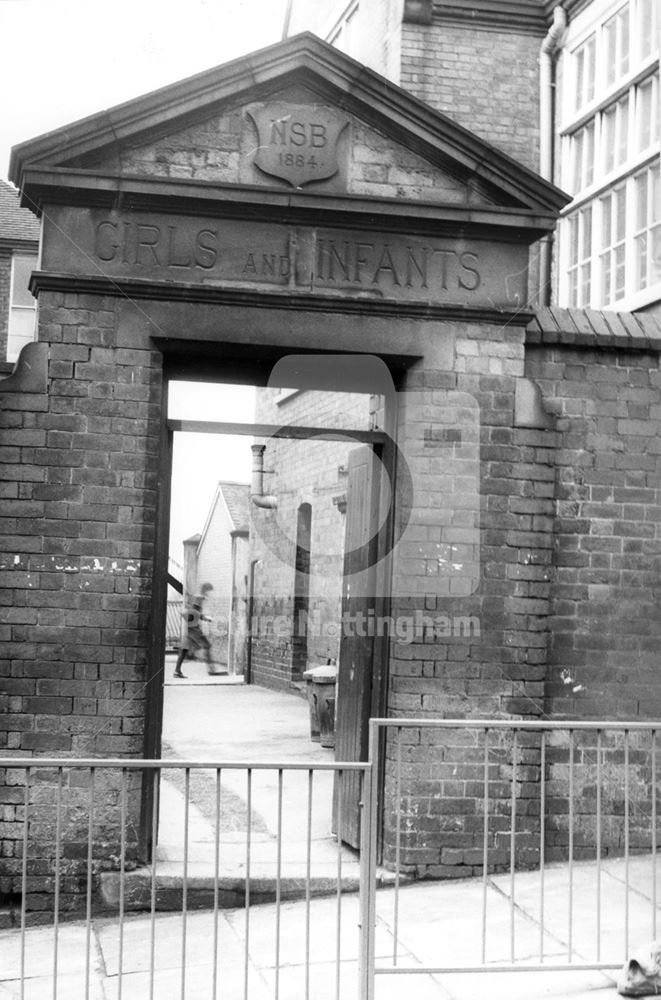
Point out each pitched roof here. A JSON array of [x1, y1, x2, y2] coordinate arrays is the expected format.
[[218, 481, 250, 533], [528, 307, 661, 350], [0, 179, 40, 244], [9, 33, 568, 220]]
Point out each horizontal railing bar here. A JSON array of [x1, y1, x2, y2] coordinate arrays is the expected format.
[[371, 718, 661, 732], [375, 963, 621, 975], [0, 757, 370, 771], [168, 419, 387, 444]]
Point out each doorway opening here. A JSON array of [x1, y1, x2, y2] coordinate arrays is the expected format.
[[153, 367, 394, 870]]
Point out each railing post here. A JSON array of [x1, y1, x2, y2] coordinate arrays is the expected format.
[[358, 720, 379, 1000]]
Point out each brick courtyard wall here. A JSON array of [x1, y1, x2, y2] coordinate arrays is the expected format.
[[382, 332, 661, 877], [0, 289, 162, 917], [382, 321, 557, 876], [526, 344, 661, 720], [529, 340, 661, 863]]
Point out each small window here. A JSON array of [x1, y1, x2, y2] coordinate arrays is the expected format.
[[601, 94, 630, 175], [570, 121, 595, 191], [574, 34, 596, 110], [7, 254, 37, 362], [603, 4, 630, 88], [599, 186, 627, 304], [567, 206, 593, 307], [636, 73, 659, 152], [637, 0, 656, 59]]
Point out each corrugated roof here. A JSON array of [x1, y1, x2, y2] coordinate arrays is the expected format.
[[218, 481, 250, 533], [528, 307, 661, 350], [0, 180, 40, 243]]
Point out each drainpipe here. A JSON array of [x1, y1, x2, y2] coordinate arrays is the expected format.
[[250, 444, 278, 509], [246, 558, 261, 685], [539, 5, 568, 305]]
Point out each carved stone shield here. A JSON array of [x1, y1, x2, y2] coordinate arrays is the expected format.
[[248, 102, 348, 188]]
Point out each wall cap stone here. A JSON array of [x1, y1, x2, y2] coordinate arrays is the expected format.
[[527, 307, 661, 352]]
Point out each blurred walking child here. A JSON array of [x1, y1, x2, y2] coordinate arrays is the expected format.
[[174, 582, 217, 677]]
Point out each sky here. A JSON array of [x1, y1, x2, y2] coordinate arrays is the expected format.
[[0, 0, 292, 554], [0, 0, 290, 180]]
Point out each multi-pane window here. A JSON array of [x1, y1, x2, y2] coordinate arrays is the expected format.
[[7, 254, 37, 362], [634, 162, 661, 291], [559, 0, 660, 309]]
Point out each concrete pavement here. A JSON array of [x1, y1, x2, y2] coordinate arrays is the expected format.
[[3, 856, 651, 998], [146, 661, 363, 896], [1, 670, 653, 997]]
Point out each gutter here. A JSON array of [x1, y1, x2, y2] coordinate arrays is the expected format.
[[539, 5, 568, 305]]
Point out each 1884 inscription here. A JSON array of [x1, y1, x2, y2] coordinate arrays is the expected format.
[[248, 102, 348, 188]]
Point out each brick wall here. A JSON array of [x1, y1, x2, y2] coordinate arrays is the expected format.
[[382, 322, 557, 876], [400, 22, 541, 173], [379, 333, 661, 877], [526, 344, 661, 721], [0, 289, 162, 916], [249, 388, 371, 690]]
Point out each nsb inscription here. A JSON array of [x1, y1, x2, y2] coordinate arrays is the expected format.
[[248, 102, 348, 188]]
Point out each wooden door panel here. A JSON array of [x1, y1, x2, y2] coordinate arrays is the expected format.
[[334, 445, 380, 848]]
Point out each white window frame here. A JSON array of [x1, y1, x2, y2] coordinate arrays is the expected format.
[[558, 0, 660, 311], [326, 1, 359, 53], [633, 160, 661, 292], [7, 253, 38, 362]]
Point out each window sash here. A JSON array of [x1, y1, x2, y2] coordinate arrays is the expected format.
[[7, 254, 37, 362], [603, 4, 630, 87], [560, 1, 659, 308]]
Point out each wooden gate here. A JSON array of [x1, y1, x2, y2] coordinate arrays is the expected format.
[[334, 445, 383, 848]]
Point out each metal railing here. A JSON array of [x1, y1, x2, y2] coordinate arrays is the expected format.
[[2, 720, 660, 998], [0, 757, 371, 1000], [361, 718, 661, 998]]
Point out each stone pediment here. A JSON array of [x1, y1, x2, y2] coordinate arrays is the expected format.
[[10, 34, 568, 223], [77, 93, 488, 209]]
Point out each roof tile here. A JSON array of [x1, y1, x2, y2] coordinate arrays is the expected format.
[[0, 180, 40, 242], [528, 307, 661, 351]]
